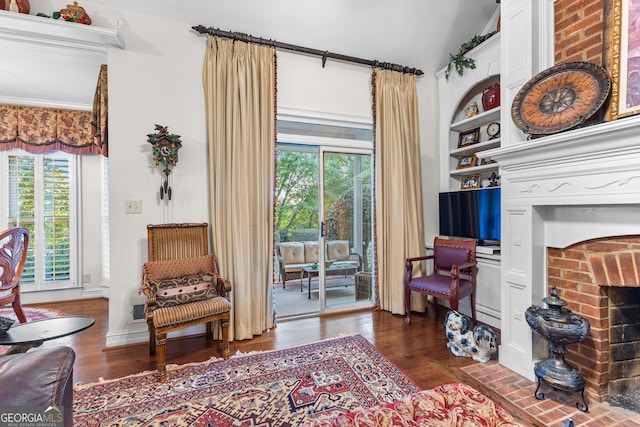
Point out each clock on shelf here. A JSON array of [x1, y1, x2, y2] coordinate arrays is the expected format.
[[486, 121, 500, 139]]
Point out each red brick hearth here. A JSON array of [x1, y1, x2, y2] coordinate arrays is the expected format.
[[547, 236, 640, 402]]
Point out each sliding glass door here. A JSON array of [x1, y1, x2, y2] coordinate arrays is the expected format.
[[273, 114, 374, 318], [319, 149, 373, 310], [274, 144, 374, 318]]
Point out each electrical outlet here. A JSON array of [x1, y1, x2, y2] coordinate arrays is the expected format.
[[82, 274, 91, 283], [125, 200, 142, 214]]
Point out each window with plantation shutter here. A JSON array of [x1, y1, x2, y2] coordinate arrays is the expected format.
[[2, 151, 77, 290]]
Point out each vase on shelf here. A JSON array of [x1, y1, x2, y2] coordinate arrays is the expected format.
[[6, 0, 30, 14], [482, 83, 500, 111]]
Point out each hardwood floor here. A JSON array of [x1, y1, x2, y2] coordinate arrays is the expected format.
[[33, 298, 542, 426]]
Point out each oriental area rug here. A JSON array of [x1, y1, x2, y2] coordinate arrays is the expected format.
[[73, 334, 421, 426]]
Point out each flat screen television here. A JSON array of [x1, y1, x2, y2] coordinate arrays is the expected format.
[[439, 187, 501, 245]]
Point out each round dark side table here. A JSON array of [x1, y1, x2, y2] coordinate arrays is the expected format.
[[0, 315, 94, 355]]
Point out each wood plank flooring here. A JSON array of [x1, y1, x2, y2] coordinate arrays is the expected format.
[[32, 298, 542, 425]]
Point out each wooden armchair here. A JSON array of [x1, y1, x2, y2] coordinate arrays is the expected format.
[[404, 237, 477, 324], [0, 227, 29, 324], [140, 223, 231, 382]]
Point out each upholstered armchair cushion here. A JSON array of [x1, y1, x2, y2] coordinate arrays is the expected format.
[[140, 254, 230, 310], [147, 272, 220, 308], [436, 246, 471, 270], [142, 254, 218, 281], [152, 297, 231, 328], [0, 346, 75, 427]]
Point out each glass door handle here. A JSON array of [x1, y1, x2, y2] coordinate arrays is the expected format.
[[320, 221, 325, 238]]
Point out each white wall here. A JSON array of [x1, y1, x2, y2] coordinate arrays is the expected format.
[[20, 1, 441, 346]]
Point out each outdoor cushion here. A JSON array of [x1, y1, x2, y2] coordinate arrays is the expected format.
[[279, 242, 305, 265], [304, 241, 319, 263], [326, 240, 350, 261]]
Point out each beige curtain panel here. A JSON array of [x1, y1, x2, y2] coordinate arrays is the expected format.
[[373, 69, 426, 315], [203, 36, 276, 341], [0, 104, 104, 155]]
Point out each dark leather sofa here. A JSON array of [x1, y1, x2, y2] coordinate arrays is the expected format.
[[0, 346, 75, 427]]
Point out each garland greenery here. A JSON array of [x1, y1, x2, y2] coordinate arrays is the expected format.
[[445, 31, 498, 80]]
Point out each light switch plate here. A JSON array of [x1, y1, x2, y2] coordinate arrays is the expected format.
[[125, 200, 142, 214]]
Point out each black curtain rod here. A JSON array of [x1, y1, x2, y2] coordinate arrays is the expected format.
[[192, 25, 423, 76]]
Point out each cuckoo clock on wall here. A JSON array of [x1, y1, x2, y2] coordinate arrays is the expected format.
[[147, 124, 182, 201]]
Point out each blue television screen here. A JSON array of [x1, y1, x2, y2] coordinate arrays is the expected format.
[[438, 187, 501, 244]]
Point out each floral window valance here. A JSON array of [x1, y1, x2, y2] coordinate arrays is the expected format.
[[0, 104, 105, 156]]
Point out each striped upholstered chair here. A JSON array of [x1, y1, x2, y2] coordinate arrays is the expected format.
[[139, 223, 231, 382]]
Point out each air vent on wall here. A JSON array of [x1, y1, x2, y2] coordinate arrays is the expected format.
[[132, 304, 145, 321]]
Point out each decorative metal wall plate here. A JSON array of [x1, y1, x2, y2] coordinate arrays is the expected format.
[[511, 62, 611, 136]]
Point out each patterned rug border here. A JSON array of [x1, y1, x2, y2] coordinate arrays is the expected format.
[[74, 331, 363, 389], [73, 333, 421, 426]]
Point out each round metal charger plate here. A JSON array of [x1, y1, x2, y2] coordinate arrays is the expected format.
[[511, 61, 611, 136]]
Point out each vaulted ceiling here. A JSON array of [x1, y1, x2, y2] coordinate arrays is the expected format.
[[0, 1, 499, 108], [82, 0, 499, 75]]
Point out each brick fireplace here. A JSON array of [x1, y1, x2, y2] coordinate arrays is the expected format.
[[484, 114, 640, 405], [548, 237, 640, 401]]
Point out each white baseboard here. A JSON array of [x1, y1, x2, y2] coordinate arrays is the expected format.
[[105, 324, 207, 348]]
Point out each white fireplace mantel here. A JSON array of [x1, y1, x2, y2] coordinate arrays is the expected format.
[[482, 115, 640, 207], [484, 115, 640, 169], [483, 115, 640, 381]]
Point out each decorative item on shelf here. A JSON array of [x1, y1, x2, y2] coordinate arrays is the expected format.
[[6, 0, 30, 14], [147, 124, 182, 201], [487, 171, 500, 187], [464, 101, 479, 118], [525, 287, 590, 412], [59, 1, 92, 25], [482, 83, 500, 111], [457, 154, 476, 170], [511, 61, 611, 137], [461, 173, 482, 190], [486, 121, 500, 139], [457, 127, 480, 148], [445, 31, 498, 80]]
